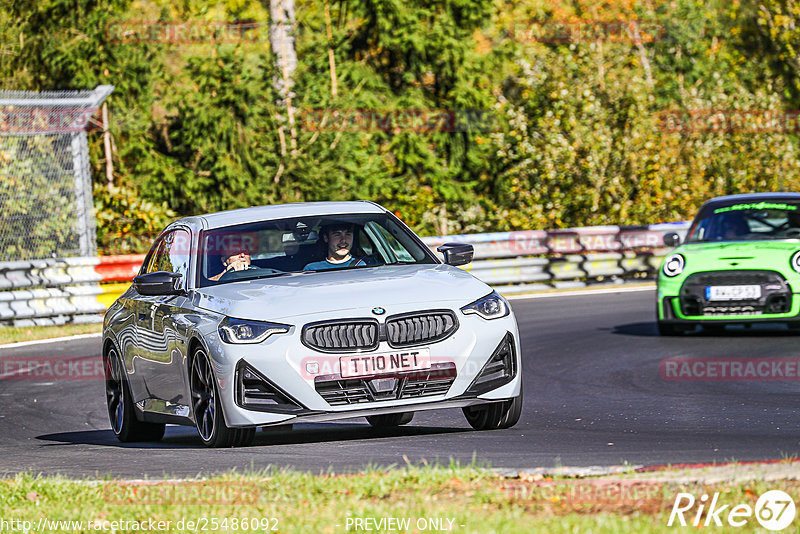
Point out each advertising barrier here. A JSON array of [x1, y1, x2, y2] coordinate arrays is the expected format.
[[0, 222, 690, 325]]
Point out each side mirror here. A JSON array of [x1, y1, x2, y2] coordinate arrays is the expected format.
[[133, 271, 184, 296], [436, 243, 474, 266], [663, 232, 681, 247]]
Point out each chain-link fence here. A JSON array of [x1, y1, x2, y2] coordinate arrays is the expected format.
[[0, 86, 113, 261]]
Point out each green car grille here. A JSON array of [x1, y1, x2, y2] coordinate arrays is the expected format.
[[678, 270, 791, 316]]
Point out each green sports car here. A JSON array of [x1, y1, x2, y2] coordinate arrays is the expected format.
[[657, 193, 800, 335]]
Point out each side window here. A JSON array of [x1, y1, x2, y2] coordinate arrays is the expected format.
[[365, 222, 416, 262], [146, 229, 191, 285]]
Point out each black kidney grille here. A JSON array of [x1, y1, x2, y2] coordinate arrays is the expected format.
[[386, 311, 458, 348], [302, 320, 378, 352]]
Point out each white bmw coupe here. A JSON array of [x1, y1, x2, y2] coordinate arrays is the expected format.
[[103, 201, 523, 447]]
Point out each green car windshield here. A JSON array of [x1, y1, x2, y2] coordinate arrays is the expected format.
[[686, 201, 800, 243]]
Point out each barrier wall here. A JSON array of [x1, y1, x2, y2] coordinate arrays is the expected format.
[[0, 223, 689, 326]]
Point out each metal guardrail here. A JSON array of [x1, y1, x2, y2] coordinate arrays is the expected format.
[[0, 223, 690, 326], [423, 222, 690, 293]]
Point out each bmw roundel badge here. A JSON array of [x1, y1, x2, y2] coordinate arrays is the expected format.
[[372, 307, 386, 316]]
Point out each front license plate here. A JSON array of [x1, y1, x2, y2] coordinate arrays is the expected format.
[[705, 285, 761, 301], [340, 348, 431, 379]]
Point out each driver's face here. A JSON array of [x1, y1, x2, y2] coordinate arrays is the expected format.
[[325, 228, 353, 259], [223, 247, 251, 267]]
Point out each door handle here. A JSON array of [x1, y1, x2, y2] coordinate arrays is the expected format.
[[138, 313, 147, 321]]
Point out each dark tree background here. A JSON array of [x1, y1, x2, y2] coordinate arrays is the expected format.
[[1, 0, 799, 253]]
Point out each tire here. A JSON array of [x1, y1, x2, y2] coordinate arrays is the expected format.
[[366, 412, 414, 427], [105, 347, 165, 443], [462, 382, 523, 431], [190, 347, 255, 448]]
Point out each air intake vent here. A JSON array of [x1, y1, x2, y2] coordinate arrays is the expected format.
[[386, 310, 458, 348], [235, 361, 305, 413], [464, 333, 516, 396], [302, 319, 379, 353]]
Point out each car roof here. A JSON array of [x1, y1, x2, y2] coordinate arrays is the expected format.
[[179, 201, 387, 230], [701, 192, 800, 209]]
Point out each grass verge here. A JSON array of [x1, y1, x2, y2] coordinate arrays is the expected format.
[[2, 465, 797, 533], [0, 323, 101, 345]]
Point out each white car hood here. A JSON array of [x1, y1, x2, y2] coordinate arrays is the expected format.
[[191, 264, 491, 321]]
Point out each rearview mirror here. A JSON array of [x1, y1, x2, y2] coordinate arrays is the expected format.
[[436, 243, 474, 266], [663, 232, 681, 247], [133, 271, 184, 296]]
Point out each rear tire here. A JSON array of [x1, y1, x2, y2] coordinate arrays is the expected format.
[[366, 412, 414, 427], [463, 382, 523, 430], [105, 347, 165, 443], [190, 347, 255, 448]]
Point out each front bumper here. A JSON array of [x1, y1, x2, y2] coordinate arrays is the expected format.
[[658, 269, 800, 324], [205, 309, 522, 427]]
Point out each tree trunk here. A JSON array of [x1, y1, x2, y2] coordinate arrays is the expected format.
[[268, 0, 298, 164]]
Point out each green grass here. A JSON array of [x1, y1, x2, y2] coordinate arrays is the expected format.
[[1, 465, 796, 533], [0, 323, 101, 345]]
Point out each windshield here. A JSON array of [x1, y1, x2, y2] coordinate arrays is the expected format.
[[686, 201, 800, 243], [198, 213, 437, 287]]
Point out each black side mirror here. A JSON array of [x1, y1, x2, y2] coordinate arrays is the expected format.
[[133, 271, 184, 296], [436, 243, 474, 266], [663, 232, 681, 247]]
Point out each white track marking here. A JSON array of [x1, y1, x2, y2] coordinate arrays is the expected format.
[[503, 285, 655, 300], [0, 332, 102, 350]]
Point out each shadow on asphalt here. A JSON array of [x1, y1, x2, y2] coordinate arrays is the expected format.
[[35, 423, 472, 449], [611, 321, 800, 337]]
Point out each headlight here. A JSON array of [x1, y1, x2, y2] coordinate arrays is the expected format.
[[219, 317, 290, 344], [662, 253, 685, 277], [460, 291, 509, 320], [791, 251, 800, 273]]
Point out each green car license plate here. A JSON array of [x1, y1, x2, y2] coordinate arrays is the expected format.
[[705, 285, 761, 301]]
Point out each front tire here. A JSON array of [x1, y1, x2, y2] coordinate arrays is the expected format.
[[366, 412, 414, 427], [105, 347, 165, 443], [190, 347, 255, 448], [463, 382, 523, 431]]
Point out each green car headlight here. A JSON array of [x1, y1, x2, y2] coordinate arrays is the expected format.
[[662, 253, 685, 277], [219, 317, 290, 344], [791, 251, 800, 273]]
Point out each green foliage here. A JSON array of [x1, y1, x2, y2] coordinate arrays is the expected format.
[[3, 0, 800, 254], [0, 136, 85, 260], [93, 184, 176, 254]]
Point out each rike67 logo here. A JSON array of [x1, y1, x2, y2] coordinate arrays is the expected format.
[[668, 490, 796, 531]]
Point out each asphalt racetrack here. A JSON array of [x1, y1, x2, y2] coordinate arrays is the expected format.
[[1, 287, 799, 478]]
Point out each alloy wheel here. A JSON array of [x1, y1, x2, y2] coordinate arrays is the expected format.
[[105, 349, 124, 435], [191, 350, 216, 442]]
